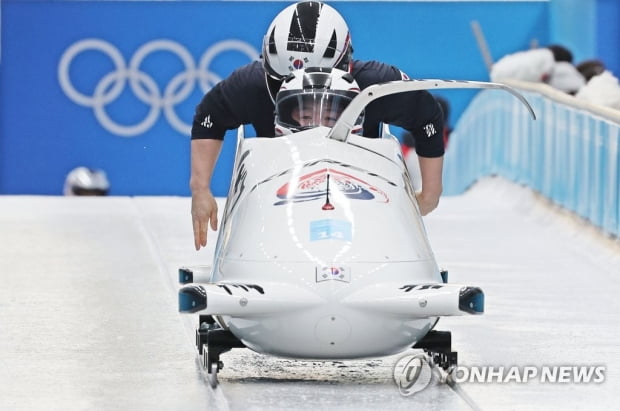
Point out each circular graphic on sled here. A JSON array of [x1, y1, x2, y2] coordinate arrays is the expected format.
[[275, 168, 389, 205], [393, 353, 433, 396]]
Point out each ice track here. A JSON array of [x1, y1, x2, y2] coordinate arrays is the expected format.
[[1, 177, 619, 410]]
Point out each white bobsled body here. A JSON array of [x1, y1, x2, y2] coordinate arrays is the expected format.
[[180, 80, 534, 360], [211, 129, 445, 358]]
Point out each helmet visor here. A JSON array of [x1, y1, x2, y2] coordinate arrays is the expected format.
[[276, 90, 356, 131]]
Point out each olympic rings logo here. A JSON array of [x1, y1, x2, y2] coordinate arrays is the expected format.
[[58, 38, 259, 137]]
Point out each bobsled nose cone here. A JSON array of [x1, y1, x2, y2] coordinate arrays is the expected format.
[[178, 267, 194, 284], [179, 285, 207, 313], [459, 286, 484, 314]]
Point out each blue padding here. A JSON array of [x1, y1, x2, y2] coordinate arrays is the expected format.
[[178, 285, 207, 313], [459, 287, 484, 314], [443, 89, 620, 238]]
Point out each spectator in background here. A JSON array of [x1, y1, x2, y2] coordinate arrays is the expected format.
[[576, 59, 606, 82], [63, 167, 110, 196], [547, 61, 585, 95], [575, 59, 620, 110], [490, 44, 585, 94], [547, 45, 573, 64]]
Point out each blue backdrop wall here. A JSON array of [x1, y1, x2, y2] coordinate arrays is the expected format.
[[1, 0, 552, 196]]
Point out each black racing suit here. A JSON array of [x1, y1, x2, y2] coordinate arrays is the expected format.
[[191, 60, 445, 158]]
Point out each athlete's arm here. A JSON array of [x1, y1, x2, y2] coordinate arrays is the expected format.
[[416, 155, 443, 215], [189, 63, 263, 249], [190, 139, 222, 250], [353, 61, 445, 215]]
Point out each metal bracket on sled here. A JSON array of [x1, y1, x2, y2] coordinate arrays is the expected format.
[[196, 314, 217, 355], [413, 330, 458, 371], [195, 314, 246, 385]]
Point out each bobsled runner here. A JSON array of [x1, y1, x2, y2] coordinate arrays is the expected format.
[[178, 79, 535, 386]]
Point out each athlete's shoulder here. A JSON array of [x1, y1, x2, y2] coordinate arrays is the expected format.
[[351, 59, 405, 87], [222, 60, 266, 90]]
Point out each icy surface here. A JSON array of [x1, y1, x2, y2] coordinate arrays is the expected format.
[[1, 177, 619, 410]]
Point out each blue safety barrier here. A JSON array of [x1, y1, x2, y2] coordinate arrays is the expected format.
[[443, 86, 620, 238]]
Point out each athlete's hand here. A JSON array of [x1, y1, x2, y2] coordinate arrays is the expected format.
[[191, 189, 218, 250], [416, 190, 440, 216]]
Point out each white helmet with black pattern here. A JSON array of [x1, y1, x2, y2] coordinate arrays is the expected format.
[[263, 1, 353, 99], [63, 167, 110, 196]]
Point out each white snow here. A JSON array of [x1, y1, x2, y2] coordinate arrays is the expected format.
[[1, 177, 619, 410]]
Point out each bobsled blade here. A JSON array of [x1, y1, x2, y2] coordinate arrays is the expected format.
[[179, 284, 207, 313]]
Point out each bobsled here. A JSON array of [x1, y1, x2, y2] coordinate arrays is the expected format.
[[179, 79, 535, 384]]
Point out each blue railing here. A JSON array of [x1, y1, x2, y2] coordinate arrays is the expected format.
[[443, 80, 620, 238]]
